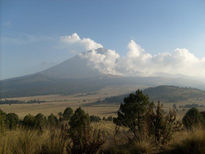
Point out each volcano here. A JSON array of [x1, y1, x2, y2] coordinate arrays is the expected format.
[[1, 48, 205, 98]]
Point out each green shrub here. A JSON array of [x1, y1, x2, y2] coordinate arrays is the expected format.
[[48, 114, 59, 128], [63, 107, 73, 121], [0, 109, 6, 133], [182, 108, 204, 129], [90, 115, 101, 122], [34, 113, 47, 131], [6, 113, 19, 130], [147, 102, 182, 145], [106, 116, 113, 121], [23, 114, 36, 129], [113, 90, 154, 142], [67, 107, 105, 154]]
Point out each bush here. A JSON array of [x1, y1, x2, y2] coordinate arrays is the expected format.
[[6, 113, 19, 130], [34, 113, 47, 130], [107, 116, 113, 121], [90, 115, 101, 122], [200, 111, 205, 121], [182, 108, 204, 129], [67, 107, 105, 154], [63, 107, 73, 121], [113, 90, 154, 141], [0, 109, 6, 132], [102, 116, 114, 121], [147, 102, 182, 145], [22, 113, 47, 130], [48, 114, 59, 128], [113, 90, 182, 147], [0, 110, 19, 131], [22, 114, 36, 129]]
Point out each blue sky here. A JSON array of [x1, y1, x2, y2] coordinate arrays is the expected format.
[[1, 0, 205, 79]]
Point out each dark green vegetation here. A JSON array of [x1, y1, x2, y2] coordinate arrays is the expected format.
[[182, 108, 205, 130], [90, 115, 101, 122], [0, 99, 25, 105], [0, 110, 19, 131], [99, 85, 205, 104], [113, 90, 182, 145], [179, 104, 205, 108], [0, 99, 45, 105], [144, 86, 205, 102], [1, 90, 205, 153], [0, 108, 106, 154]]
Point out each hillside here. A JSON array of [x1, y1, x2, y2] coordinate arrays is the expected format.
[[99, 85, 205, 104]]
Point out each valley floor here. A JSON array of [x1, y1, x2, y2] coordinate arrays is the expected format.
[[1, 86, 205, 119]]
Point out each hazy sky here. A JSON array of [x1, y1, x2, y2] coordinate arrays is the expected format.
[[1, 0, 205, 79]]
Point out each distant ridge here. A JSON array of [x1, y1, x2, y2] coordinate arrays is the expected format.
[[99, 85, 205, 104]]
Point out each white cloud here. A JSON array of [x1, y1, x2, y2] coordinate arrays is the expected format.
[[118, 42, 205, 78], [60, 33, 103, 51], [60, 33, 205, 78], [80, 48, 121, 75]]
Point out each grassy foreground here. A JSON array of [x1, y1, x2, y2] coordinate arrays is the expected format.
[[1, 90, 205, 154], [1, 124, 205, 154]]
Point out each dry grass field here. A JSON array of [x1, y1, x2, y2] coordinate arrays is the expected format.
[[0, 86, 139, 118], [1, 85, 205, 119], [0, 95, 120, 118]]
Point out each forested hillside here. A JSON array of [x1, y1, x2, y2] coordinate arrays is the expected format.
[[100, 85, 205, 104]]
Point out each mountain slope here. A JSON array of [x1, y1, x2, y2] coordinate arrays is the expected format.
[[40, 55, 101, 79], [1, 72, 205, 98], [0, 74, 114, 97], [0, 52, 107, 97]]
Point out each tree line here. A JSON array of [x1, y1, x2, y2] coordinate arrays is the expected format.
[[0, 107, 112, 133]]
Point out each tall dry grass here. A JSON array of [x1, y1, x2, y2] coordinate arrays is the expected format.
[[0, 129, 66, 154], [1, 124, 205, 154], [162, 128, 205, 154]]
